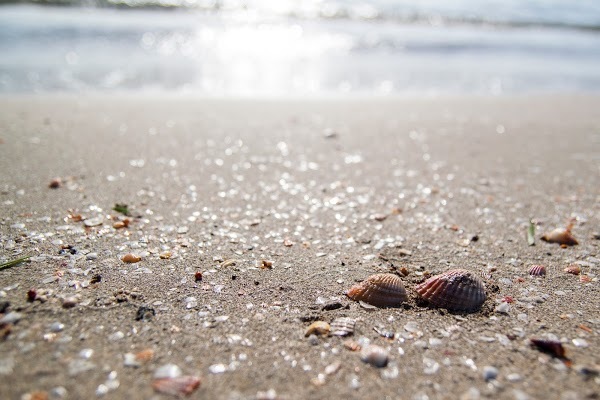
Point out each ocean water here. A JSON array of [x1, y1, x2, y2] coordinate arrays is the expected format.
[[1, 0, 600, 96]]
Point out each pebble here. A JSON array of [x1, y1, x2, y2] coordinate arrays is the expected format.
[[154, 364, 182, 379], [507, 373, 522, 382], [84, 217, 103, 227], [482, 365, 499, 381], [79, 349, 94, 359], [360, 345, 389, 368], [495, 302, 510, 314], [108, 331, 125, 341], [208, 363, 228, 374], [572, 338, 589, 348], [0, 312, 22, 324], [62, 297, 78, 308], [124, 353, 140, 367], [86, 253, 98, 260], [50, 322, 65, 332]]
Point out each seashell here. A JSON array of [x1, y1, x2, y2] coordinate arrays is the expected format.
[[530, 338, 567, 359], [564, 264, 581, 275], [580, 275, 592, 283], [343, 339, 361, 352], [152, 376, 201, 396], [330, 317, 355, 337], [360, 344, 389, 368], [529, 265, 546, 276], [415, 269, 486, 312], [346, 273, 408, 308], [541, 228, 578, 246], [122, 254, 141, 263], [304, 321, 330, 337]]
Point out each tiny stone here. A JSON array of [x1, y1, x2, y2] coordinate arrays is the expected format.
[[572, 338, 589, 348], [86, 253, 98, 260], [482, 365, 499, 381], [0, 312, 22, 324], [108, 331, 125, 341], [84, 217, 103, 227], [50, 387, 68, 398], [124, 353, 140, 367], [62, 297, 78, 309], [209, 363, 227, 374], [154, 364, 182, 379], [79, 348, 94, 359], [507, 373, 522, 382], [50, 322, 65, 332], [495, 302, 510, 314]]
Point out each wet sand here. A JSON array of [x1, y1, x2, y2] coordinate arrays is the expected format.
[[0, 95, 599, 400]]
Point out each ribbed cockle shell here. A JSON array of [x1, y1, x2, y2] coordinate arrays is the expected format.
[[529, 265, 546, 276], [415, 269, 486, 312], [347, 273, 407, 308]]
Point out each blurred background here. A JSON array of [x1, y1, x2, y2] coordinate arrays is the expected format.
[[1, 0, 600, 96]]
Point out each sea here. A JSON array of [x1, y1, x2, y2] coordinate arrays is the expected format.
[[1, 0, 600, 96]]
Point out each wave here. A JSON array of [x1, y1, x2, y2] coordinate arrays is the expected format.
[[2, 0, 600, 32]]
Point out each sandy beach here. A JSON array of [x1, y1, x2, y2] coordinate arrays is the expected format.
[[0, 95, 599, 400]]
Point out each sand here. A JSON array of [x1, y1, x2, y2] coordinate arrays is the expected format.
[[0, 95, 599, 400]]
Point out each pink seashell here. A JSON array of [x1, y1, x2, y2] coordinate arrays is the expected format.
[[541, 228, 578, 246], [152, 376, 201, 396], [346, 273, 407, 308], [415, 269, 486, 312], [529, 265, 546, 276]]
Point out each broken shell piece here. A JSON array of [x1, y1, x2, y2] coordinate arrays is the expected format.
[[415, 269, 486, 312], [529, 265, 546, 277], [122, 254, 141, 263], [330, 317, 356, 337], [580, 275, 593, 283], [564, 265, 581, 275], [343, 340, 361, 352], [258, 260, 273, 269], [49, 178, 61, 189], [347, 273, 408, 308], [530, 338, 567, 359], [360, 345, 389, 368], [305, 321, 330, 337], [541, 228, 578, 246], [152, 376, 201, 397]]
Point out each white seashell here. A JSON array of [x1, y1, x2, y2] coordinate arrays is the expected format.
[[360, 345, 389, 368]]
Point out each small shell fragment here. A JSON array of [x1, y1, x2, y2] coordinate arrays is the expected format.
[[330, 317, 356, 337], [347, 273, 408, 308], [528, 265, 546, 277], [530, 338, 567, 359], [415, 269, 486, 312], [258, 260, 273, 269], [343, 339, 361, 352], [541, 228, 578, 246], [122, 254, 141, 263], [305, 321, 330, 337], [152, 376, 201, 397], [360, 345, 389, 368], [564, 265, 581, 275]]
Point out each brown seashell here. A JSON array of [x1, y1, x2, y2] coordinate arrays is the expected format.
[[530, 338, 567, 359], [346, 273, 408, 308], [122, 254, 141, 263], [564, 264, 581, 275], [541, 228, 578, 246], [415, 269, 486, 312], [152, 376, 201, 396], [330, 317, 356, 337], [305, 321, 330, 337], [580, 275, 592, 283], [135, 348, 154, 362], [529, 265, 546, 276]]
